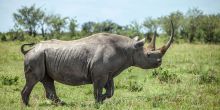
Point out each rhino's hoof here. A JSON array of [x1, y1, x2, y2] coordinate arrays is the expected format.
[[59, 101, 66, 105], [53, 99, 66, 106]]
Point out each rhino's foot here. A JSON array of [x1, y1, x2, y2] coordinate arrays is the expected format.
[[52, 99, 66, 106], [101, 94, 107, 102], [95, 94, 107, 104], [21, 94, 28, 106]]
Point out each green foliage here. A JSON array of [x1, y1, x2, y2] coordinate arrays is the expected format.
[[159, 11, 184, 38], [147, 8, 220, 43], [200, 14, 220, 43], [199, 73, 219, 84], [45, 14, 68, 39], [93, 20, 122, 34], [0, 76, 19, 86], [10, 5, 220, 43], [118, 21, 144, 38], [152, 67, 181, 83], [7, 29, 25, 41], [13, 4, 44, 37], [81, 21, 96, 36], [198, 69, 219, 84], [0, 34, 7, 41], [143, 17, 159, 33], [114, 79, 143, 92], [128, 80, 143, 92], [69, 18, 78, 37]]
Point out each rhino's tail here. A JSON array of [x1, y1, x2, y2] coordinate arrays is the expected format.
[[21, 43, 35, 55]]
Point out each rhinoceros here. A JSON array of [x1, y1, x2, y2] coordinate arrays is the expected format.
[[20, 21, 174, 105]]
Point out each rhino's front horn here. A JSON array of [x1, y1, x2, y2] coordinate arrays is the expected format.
[[147, 30, 156, 50], [160, 20, 174, 54]]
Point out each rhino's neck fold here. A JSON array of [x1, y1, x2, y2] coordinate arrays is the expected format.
[[131, 53, 135, 66]]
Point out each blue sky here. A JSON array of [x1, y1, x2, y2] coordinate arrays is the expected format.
[[0, 0, 219, 32]]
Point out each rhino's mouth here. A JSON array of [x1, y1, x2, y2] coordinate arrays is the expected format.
[[157, 62, 162, 66], [153, 62, 161, 67]]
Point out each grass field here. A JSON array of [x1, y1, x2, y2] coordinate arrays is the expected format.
[[0, 40, 220, 110]]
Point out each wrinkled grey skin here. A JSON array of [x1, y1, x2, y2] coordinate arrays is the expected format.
[[21, 22, 174, 106]]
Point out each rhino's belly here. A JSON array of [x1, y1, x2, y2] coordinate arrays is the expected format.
[[47, 70, 92, 86], [44, 47, 92, 86], [45, 58, 92, 86]]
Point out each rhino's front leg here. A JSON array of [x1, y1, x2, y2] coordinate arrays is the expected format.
[[93, 76, 108, 103], [104, 79, 114, 98]]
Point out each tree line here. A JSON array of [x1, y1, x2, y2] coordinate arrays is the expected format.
[[1, 4, 220, 43]]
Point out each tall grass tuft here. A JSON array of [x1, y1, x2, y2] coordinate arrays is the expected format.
[[152, 67, 181, 83]]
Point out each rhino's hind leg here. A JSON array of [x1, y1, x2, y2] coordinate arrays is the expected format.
[[21, 72, 39, 106], [41, 75, 65, 105]]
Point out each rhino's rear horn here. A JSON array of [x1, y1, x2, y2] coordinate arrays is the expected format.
[[147, 30, 156, 50]]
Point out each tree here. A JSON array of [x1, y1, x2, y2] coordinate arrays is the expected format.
[[38, 13, 47, 38], [45, 14, 68, 39], [93, 20, 122, 33], [69, 18, 78, 37], [13, 4, 45, 37], [143, 17, 159, 33], [119, 21, 143, 38], [200, 14, 220, 42], [81, 21, 96, 35], [159, 11, 184, 38], [185, 8, 203, 42], [143, 17, 159, 41]]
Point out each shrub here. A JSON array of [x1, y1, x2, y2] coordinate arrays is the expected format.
[[128, 80, 143, 92], [152, 67, 181, 83], [1, 35, 7, 41], [9, 33, 24, 41], [199, 69, 219, 84], [0, 76, 19, 86], [115, 78, 143, 92]]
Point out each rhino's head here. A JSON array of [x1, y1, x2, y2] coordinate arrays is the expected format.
[[132, 21, 174, 69]]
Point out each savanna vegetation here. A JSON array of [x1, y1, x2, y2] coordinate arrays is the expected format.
[[0, 4, 220, 110], [1, 5, 220, 43], [0, 40, 219, 110]]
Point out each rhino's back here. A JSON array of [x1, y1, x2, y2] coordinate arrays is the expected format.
[[33, 33, 132, 49]]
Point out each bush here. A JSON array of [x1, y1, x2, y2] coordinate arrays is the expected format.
[[0, 34, 7, 41], [0, 76, 19, 86], [199, 74, 218, 84], [10, 33, 24, 41], [128, 80, 143, 92], [115, 78, 143, 92], [199, 69, 219, 84], [152, 67, 181, 83]]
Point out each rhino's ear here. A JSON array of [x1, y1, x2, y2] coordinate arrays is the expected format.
[[133, 36, 139, 41], [134, 38, 145, 48]]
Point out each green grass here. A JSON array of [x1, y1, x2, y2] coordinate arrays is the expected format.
[[0, 40, 220, 110]]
